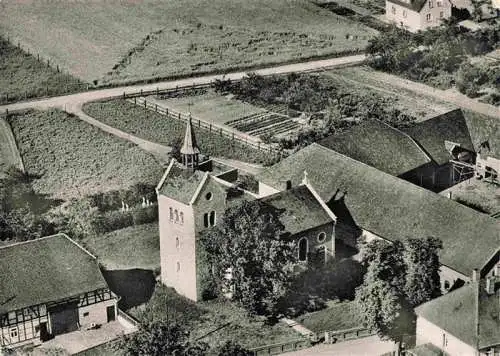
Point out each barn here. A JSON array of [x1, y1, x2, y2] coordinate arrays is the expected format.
[[0, 234, 117, 348]]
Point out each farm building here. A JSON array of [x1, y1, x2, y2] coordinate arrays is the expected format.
[[414, 256, 500, 355], [157, 119, 336, 301], [319, 109, 499, 191], [386, 0, 453, 32], [158, 119, 499, 302], [0, 234, 117, 349]]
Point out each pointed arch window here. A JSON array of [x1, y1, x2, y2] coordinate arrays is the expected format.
[[209, 211, 216, 226], [174, 209, 179, 223], [176, 261, 181, 272], [175, 237, 180, 250], [203, 213, 209, 228], [298, 238, 308, 262], [180, 212, 184, 225], [169, 207, 174, 221]]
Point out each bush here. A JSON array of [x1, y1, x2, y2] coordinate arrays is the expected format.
[[132, 206, 158, 225]]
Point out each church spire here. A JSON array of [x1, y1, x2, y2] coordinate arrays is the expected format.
[[180, 115, 200, 169]]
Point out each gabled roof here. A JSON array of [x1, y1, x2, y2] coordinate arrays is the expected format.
[[258, 143, 500, 276], [259, 185, 335, 236], [415, 280, 500, 350], [319, 120, 431, 176], [464, 110, 500, 159], [403, 109, 475, 165], [157, 160, 207, 204], [386, 0, 428, 12], [0, 234, 109, 314], [180, 116, 200, 155]]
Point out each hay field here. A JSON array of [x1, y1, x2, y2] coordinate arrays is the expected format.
[[7, 109, 163, 200], [0, 0, 376, 85]]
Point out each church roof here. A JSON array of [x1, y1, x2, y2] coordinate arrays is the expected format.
[[415, 279, 500, 350], [259, 185, 335, 236], [402, 109, 475, 165], [258, 143, 499, 276], [157, 160, 207, 205], [319, 120, 430, 176], [180, 116, 200, 155], [0, 234, 109, 314]]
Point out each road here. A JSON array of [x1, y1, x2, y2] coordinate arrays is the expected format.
[[0, 54, 366, 114], [284, 336, 395, 356]]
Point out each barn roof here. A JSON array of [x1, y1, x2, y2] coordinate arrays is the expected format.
[[0, 234, 108, 314], [259, 185, 335, 236], [402, 109, 475, 165], [386, 0, 428, 12], [258, 143, 500, 276], [319, 120, 430, 176], [415, 280, 500, 350]]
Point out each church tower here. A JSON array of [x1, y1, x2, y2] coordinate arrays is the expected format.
[[180, 116, 200, 169]]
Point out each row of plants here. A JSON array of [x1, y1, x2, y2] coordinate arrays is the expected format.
[[82, 99, 282, 166], [367, 23, 500, 98], [231, 113, 289, 133]]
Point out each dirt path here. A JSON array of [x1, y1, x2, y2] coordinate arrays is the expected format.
[[335, 67, 500, 118], [0, 117, 24, 173]]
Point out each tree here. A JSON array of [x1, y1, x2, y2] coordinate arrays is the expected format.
[[355, 237, 442, 352], [201, 200, 297, 317], [217, 341, 252, 356], [119, 321, 208, 356]]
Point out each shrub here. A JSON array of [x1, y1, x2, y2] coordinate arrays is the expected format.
[[132, 206, 158, 225]]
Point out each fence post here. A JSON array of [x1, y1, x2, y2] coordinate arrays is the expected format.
[[155, 104, 158, 112], [134, 97, 137, 105], [258, 142, 260, 150], [166, 108, 169, 115], [198, 119, 200, 127], [209, 124, 212, 132], [220, 128, 222, 136], [140, 89, 143, 96], [178, 113, 181, 120], [123, 92, 126, 99], [156, 87, 159, 96]]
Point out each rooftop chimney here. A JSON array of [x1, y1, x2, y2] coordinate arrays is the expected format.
[[472, 268, 479, 282], [486, 277, 495, 295]]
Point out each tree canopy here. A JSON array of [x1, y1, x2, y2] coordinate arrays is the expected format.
[[200, 200, 297, 317]]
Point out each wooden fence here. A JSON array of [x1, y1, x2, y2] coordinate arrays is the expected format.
[[126, 95, 281, 155], [324, 326, 376, 344], [249, 338, 312, 356]]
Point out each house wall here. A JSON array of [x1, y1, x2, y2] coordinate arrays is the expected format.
[[416, 317, 478, 355], [258, 182, 280, 198], [158, 194, 198, 301], [0, 307, 48, 347], [440, 265, 469, 292], [78, 299, 116, 327], [419, 0, 452, 30], [386, 2, 422, 32], [386, 0, 452, 32], [291, 222, 336, 263]]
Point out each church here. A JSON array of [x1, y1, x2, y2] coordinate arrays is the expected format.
[[157, 118, 499, 303]]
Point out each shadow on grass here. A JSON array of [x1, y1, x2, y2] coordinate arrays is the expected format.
[[102, 268, 156, 310]]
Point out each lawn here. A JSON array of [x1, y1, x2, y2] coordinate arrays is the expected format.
[[82, 100, 279, 165], [155, 90, 266, 126], [297, 300, 363, 334], [81, 223, 160, 271], [7, 109, 164, 200], [0, 37, 86, 104], [129, 285, 302, 351], [0, 0, 376, 84]]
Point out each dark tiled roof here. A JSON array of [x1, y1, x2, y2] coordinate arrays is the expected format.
[[386, 0, 428, 12], [319, 120, 430, 176], [259, 185, 334, 236], [0, 234, 108, 314], [463, 110, 500, 159], [415, 281, 500, 349], [258, 144, 500, 276], [158, 161, 206, 204], [403, 109, 475, 165]]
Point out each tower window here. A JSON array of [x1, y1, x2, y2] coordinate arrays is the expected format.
[[176, 237, 180, 250], [174, 209, 179, 223], [209, 211, 216, 226], [426, 13, 432, 21], [180, 212, 184, 225], [203, 213, 209, 228], [176, 261, 181, 272], [169, 207, 173, 221], [205, 192, 213, 200], [298, 238, 308, 262]]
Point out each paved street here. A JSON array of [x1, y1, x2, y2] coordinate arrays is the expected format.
[[284, 336, 395, 356]]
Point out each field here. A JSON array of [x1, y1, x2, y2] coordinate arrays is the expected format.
[[0, 37, 86, 104], [7, 109, 164, 200], [297, 300, 362, 334], [0, 0, 376, 85], [81, 223, 160, 271], [82, 100, 279, 164], [155, 90, 265, 126], [130, 286, 302, 350]]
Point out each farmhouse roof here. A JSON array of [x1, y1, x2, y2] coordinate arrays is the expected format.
[[415, 280, 500, 350], [258, 143, 500, 276], [0, 234, 108, 314], [463, 110, 500, 159], [181, 116, 200, 155], [386, 0, 428, 12], [402, 109, 475, 165], [157, 159, 207, 204], [319, 120, 431, 176], [259, 185, 335, 236]]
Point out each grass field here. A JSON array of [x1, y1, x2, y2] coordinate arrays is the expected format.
[[0, 37, 86, 104], [0, 0, 376, 85], [7, 109, 164, 200], [155, 90, 266, 126], [297, 300, 362, 334], [130, 286, 302, 350], [82, 223, 160, 271], [82, 100, 279, 164]]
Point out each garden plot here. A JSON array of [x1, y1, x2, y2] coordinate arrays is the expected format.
[[0, 0, 376, 84], [227, 112, 301, 136]]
